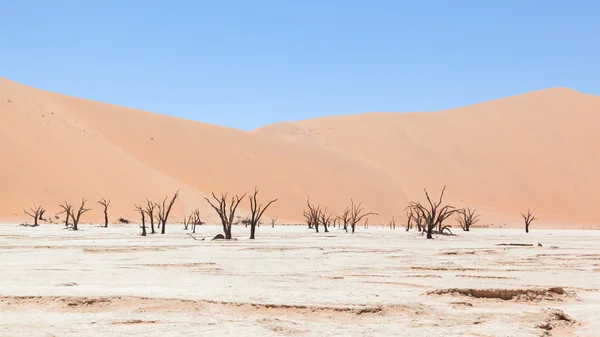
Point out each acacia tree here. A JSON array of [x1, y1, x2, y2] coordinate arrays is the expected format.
[[248, 187, 278, 239], [156, 191, 179, 234], [405, 206, 415, 231], [303, 197, 320, 233], [144, 199, 157, 234], [69, 198, 91, 231], [338, 206, 351, 232], [270, 216, 278, 228], [318, 207, 333, 233], [134, 204, 146, 236], [456, 207, 480, 231], [97, 198, 110, 228], [409, 186, 457, 239], [189, 209, 204, 234], [58, 202, 73, 228], [522, 209, 537, 233], [23, 204, 46, 227], [348, 199, 377, 233], [205, 192, 246, 239], [389, 217, 396, 230]]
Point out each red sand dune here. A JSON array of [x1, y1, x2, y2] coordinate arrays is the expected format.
[[1, 77, 599, 228]]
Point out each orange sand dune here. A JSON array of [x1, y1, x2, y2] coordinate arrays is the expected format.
[[2, 77, 599, 228]]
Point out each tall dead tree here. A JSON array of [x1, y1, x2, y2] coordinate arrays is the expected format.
[[190, 209, 204, 234], [318, 207, 333, 233], [58, 202, 73, 228], [69, 198, 91, 231], [389, 217, 396, 230], [405, 206, 415, 231], [522, 209, 537, 233], [134, 204, 146, 236], [409, 186, 457, 239], [248, 187, 278, 239], [97, 198, 110, 228], [144, 199, 157, 234], [205, 192, 246, 239], [183, 212, 191, 230], [23, 204, 46, 227], [156, 191, 179, 234], [303, 197, 320, 233], [349, 199, 377, 233], [456, 207, 480, 231]]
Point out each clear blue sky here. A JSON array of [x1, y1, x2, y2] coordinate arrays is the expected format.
[[1, 1, 598, 130]]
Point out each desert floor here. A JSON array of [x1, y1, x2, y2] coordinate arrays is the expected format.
[[0, 224, 599, 337]]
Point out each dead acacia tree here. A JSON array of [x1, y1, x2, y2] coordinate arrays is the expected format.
[[318, 207, 333, 233], [144, 199, 157, 234], [69, 198, 91, 231], [389, 217, 396, 230], [338, 206, 351, 232], [409, 186, 457, 239], [190, 209, 204, 234], [205, 192, 246, 239], [134, 204, 146, 236], [156, 191, 179, 234], [23, 204, 46, 227], [522, 209, 537, 233], [270, 216, 278, 228], [248, 187, 278, 239], [97, 198, 110, 228], [183, 212, 191, 230], [303, 197, 321, 233], [349, 199, 377, 233], [58, 202, 73, 228], [456, 207, 480, 231], [405, 206, 415, 231]]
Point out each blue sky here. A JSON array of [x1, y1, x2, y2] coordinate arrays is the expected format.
[[1, 1, 598, 130]]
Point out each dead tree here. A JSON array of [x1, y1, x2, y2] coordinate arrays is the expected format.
[[349, 199, 377, 233], [205, 192, 246, 239], [156, 191, 179, 234], [144, 199, 157, 234], [248, 187, 278, 239], [134, 204, 147, 236], [389, 217, 396, 230], [303, 197, 321, 233], [270, 216, 278, 228], [522, 209, 537, 233], [318, 207, 333, 233], [409, 186, 457, 239], [456, 207, 480, 231], [97, 198, 110, 228], [23, 204, 46, 227], [190, 209, 204, 234], [405, 206, 415, 231], [183, 212, 191, 230], [338, 206, 351, 232], [58, 202, 73, 228], [69, 198, 91, 231]]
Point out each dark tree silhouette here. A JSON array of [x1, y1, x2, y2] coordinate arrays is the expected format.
[[144, 199, 157, 234], [456, 207, 480, 231], [97, 198, 110, 228], [389, 217, 396, 230], [409, 186, 457, 239], [156, 191, 179, 234], [205, 192, 246, 239], [338, 206, 351, 232], [318, 207, 333, 233], [247, 187, 278, 239], [349, 199, 377, 233], [134, 204, 146, 236], [23, 204, 45, 227], [58, 202, 73, 228], [69, 199, 91, 231], [270, 216, 278, 228], [303, 197, 320, 233], [522, 209, 537, 233]]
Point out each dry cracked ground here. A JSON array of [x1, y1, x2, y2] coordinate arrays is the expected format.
[[0, 224, 599, 336]]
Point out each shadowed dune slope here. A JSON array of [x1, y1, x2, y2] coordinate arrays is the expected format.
[[256, 88, 600, 227], [0, 77, 403, 224]]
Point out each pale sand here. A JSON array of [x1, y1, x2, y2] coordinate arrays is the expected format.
[[3, 77, 600, 227], [1, 224, 599, 336]]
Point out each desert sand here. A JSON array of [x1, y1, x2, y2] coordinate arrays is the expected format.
[[1, 224, 599, 336], [2, 77, 600, 228]]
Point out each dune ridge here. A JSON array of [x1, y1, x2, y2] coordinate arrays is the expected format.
[[1, 77, 599, 228]]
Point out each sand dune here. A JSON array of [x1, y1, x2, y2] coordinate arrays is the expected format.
[[1, 77, 599, 227]]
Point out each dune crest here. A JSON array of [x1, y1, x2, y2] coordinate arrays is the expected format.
[[2, 77, 599, 227]]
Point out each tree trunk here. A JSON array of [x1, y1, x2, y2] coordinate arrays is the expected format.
[[64, 213, 70, 228], [225, 226, 232, 239], [525, 224, 529, 233], [33, 216, 38, 227], [250, 223, 256, 239], [104, 210, 108, 228], [161, 221, 166, 234], [150, 217, 155, 234], [351, 224, 355, 233]]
